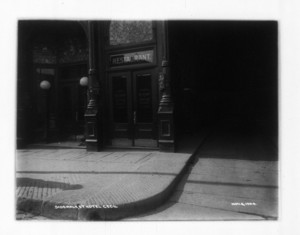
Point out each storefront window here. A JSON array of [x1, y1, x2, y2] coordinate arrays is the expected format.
[[33, 45, 57, 64], [33, 37, 88, 64], [109, 21, 153, 46]]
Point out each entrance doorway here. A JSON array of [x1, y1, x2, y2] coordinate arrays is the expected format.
[[57, 64, 87, 142], [109, 70, 158, 148]]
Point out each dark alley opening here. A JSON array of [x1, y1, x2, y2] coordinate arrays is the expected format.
[[169, 21, 278, 152]]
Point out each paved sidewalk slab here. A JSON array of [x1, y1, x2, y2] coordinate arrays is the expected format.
[[16, 148, 198, 220]]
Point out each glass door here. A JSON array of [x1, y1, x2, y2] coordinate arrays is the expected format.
[[109, 72, 132, 146], [133, 70, 157, 147], [109, 70, 157, 147]]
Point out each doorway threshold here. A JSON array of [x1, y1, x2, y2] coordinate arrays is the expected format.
[[27, 141, 86, 149], [104, 146, 160, 152]]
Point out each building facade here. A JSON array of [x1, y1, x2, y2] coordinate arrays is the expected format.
[[17, 20, 278, 152], [17, 21, 175, 152]]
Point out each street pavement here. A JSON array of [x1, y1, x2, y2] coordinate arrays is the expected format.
[[126, 122, 278, 220]]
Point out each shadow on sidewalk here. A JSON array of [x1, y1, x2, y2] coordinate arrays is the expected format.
[[16, 171, 178, 176], [17, 177, 83, 190], [195, 121, 278, 161]]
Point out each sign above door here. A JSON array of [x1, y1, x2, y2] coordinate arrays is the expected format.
[[110, 49, 154, 67]]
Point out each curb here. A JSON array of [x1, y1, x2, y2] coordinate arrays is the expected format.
[[17, 134, 210, 220], [17, 157, 193, 221]]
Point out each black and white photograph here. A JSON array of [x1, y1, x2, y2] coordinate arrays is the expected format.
[[1, 0, 300, 234], [16, 19, 278, 221]]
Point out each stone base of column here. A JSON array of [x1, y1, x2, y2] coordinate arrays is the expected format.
[[157, 107, 175, 152], [86, 139, 101, 152], [158, 140, 175, 152], [84, 110, 102, 152]]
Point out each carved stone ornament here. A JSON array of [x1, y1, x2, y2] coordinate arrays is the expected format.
[[159, 73, 166, 92]]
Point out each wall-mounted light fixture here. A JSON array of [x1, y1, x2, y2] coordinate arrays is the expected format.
[[40, 80, 51, 90], [79, 76, 88, 87]]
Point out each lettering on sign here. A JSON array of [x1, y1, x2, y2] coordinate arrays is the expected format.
[[110, 50, 154, 67]]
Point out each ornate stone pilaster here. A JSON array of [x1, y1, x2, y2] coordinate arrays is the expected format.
[[158, 59, 175, 152], [84, 22, 102, 151], [157, 21, 175, 152]]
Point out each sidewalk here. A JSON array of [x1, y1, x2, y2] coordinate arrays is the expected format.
[[16, 121, 278, 221], [16, 134, 206, 220]]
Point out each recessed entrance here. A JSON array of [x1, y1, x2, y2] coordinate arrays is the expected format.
[[57, 64, 87, 142], [109, 70, 158, 148]]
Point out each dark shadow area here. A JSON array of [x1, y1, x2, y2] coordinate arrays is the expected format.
[[169, 169, 191, 201], [25, 143, 86, 150], [17, 177, 83, 190], [17, 21, 88, 147], [126, 200, 179, 219], [196, 120, 278, 161], [169, 21, 278, 159], [184, 179, 277, 189]]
